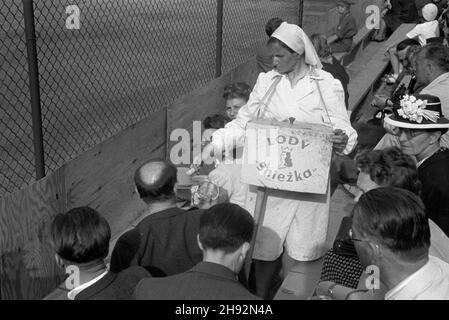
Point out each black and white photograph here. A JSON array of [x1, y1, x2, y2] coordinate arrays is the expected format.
[[1, 0, 449, 309]]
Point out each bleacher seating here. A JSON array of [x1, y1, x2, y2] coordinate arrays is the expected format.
[[348, 24, 416, 114], [333, 25, 373, 67]]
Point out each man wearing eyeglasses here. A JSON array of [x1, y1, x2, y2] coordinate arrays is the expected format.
[[352, 188, 449, 300], [316, 187, 449, 299], [384, 93, 449, 236]]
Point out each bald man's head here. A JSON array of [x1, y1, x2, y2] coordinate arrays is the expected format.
[[134, 159, 177, 203]]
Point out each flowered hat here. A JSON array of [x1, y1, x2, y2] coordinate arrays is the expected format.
[[384, 94, 449, 129]]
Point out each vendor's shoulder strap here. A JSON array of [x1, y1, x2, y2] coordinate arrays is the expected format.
[[313, 74, 334, 126], [257, 75, 282, 119]]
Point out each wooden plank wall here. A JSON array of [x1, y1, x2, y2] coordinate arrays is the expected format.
[[0, 55, 256, 299], [0, 109, 166, 300], [64, 108, 167, 241], [0, 167, 67, 300]]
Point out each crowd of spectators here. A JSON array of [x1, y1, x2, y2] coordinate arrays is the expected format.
[[45, 1, 449, 300]]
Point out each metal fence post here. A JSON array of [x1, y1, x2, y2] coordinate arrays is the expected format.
[[215, 0, 223, 77], [298, 0, 304, 27], [22, 0, 45, 179]]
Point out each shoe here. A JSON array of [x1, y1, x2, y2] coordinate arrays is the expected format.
[[381, 73, 398, 84]]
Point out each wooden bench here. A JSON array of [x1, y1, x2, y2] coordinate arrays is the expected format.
[[348, 23, 416, 115], [333, 25, 373, 67]]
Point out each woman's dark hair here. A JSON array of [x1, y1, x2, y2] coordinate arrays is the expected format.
[[222, 82, 252, 102], [51, 207, 111, 264], [356, 147, 421, 195], [267, 37, 295, 54], [265, 17, 284, 37], [199, 203, 254, 253], [406, 44, 422, 67], [421, 42, 449, 72], [310, 33, 332, 59], [426, 36, 445, 44], [396, 38, 420, 51], [353, 188, 430, 261], [203, 114, 231, 130]]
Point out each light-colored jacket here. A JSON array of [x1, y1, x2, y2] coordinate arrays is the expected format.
[[209, 68, 357, 261], [211, 68, 357, 155]]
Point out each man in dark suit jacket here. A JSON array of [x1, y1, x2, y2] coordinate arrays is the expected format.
[[134, 203, 260, 300], [417, 147, 449, 235], [384, 94, 449, 236], [47, 206, 151, 300], [110, 159, 204, 276], [74, 266, 150, 300]]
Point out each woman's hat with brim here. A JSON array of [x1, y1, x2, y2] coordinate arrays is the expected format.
[[384, 94, 449, 129]]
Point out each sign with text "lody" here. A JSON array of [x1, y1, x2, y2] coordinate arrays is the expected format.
[[241, 120, 333, 194]]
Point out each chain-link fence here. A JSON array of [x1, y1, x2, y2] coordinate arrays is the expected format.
[[1, 0, 300, 197], [222, 0, 300, 74], [1, 0, 36, 196]]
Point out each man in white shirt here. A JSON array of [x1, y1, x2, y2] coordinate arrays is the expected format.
[[352, 187, 449, 300]]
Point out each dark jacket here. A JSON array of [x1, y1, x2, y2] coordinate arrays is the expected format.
[[44, 266, 151, 300], [322, 57, 350, 109], [385, 0, 419, 32], [336, 13, 357, 41], [75, 266, 150, 300], [133, 262, 260, 300], [330, 13, 357, 53], [419, 148, 449, 237], [110, 207, 203, 276]]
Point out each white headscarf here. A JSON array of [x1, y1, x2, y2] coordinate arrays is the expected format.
[[271, 22, 323, 69], [422, 3, 438, 22]]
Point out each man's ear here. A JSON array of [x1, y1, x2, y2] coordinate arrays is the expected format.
[[197, 234, 204, 251], [134, 186, 141, 199], [55, 254, 64, 268], [217, 187, 229, 204], [427, 61, 434, 76], [173, 182, 178, 196], [429, 131, 442, 145], [240, 242, 251, 259], [368, 241, 382, 259]]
